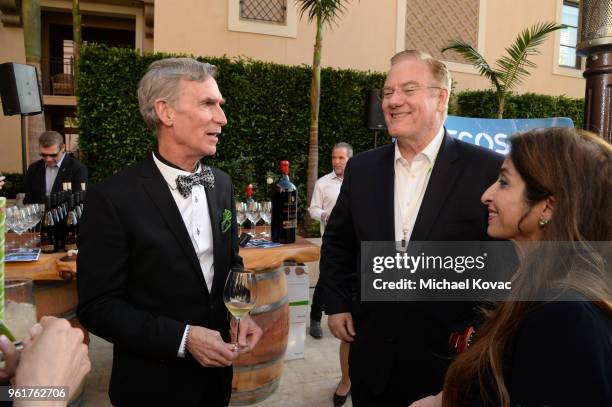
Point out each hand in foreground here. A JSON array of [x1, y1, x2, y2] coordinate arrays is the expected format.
[[328, 312, 355, 342], [0, 335, 19, 380], [14, 317, 90, 399], [231, 315, 263, 353], [187, 326, 236, 367], [408, 392, 442, 407]]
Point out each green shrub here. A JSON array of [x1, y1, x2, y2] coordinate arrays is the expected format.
[[0, 173, 25, 199], [77, 45, 584, 217], [456, 90, 583, 126]]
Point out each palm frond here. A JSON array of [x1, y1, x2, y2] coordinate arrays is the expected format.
[[442, 41, 502, 92], [295, 0, 350, 26], [496, 21, 563, 90]]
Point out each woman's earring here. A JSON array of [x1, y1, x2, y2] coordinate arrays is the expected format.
[[538, 217, 549, 228]]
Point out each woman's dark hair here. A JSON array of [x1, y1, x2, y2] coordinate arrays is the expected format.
[[443, 128, 612, 407]]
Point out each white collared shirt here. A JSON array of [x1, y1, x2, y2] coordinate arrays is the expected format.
[[308, 171, 343, 235], [153, 153, 215, 358], [152, 153, 215, 293], [394, 126, 445, 244], [45, 153, 66, 196]]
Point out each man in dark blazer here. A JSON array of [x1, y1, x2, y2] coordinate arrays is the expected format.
[[320, 50, 503, 406], [23, 130, 87, 204], [77, 58, 262, 406]]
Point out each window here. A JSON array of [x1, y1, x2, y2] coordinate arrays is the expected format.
[[559, 1, 580, 69], [240, 0, 286, 25], [228, 0, 297, 38]]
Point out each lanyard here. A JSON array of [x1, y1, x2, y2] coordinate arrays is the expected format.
[[398, 163, 433, 251]]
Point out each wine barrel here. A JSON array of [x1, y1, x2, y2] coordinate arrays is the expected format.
[[230, 266, 289, 406]]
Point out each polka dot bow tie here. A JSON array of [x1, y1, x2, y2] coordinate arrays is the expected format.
[[175, 167, 215, 198]]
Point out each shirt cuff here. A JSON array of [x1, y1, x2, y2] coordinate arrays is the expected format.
[[177, 325, 190, 358]]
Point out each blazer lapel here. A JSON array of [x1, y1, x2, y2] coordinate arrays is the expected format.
[[411, 133, 459, 241], [140, 155, 209, 291], [378, 144, 396, 241], [35, 161, 47, 199], [52, 156, 70, 193], [204, 169, 224, 300]]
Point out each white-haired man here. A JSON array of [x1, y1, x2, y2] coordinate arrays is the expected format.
[[78, 58, 262, 406]]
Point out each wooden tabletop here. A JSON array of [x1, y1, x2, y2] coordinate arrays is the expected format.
[[4, 234, 320, 279]]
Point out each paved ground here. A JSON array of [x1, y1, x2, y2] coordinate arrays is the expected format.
[[81, 288, 353, 407]]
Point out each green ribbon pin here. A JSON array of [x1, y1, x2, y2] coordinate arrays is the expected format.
[[221, 209, 232, 233]]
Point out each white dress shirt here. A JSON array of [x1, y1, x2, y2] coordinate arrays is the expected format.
[[152, 153, 215, 357], [394, 126, 445, 245], [45, 153, 66, 196], [308, 171, 343, 235]]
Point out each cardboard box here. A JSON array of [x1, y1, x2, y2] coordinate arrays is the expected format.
[[285, 321, 306, 360], [284, 262, 309, 323]]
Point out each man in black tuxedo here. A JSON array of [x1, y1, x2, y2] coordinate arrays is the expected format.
[[23, 130, 87, 204], [77, 58, 262, 406], [320, 50, 503, 406]]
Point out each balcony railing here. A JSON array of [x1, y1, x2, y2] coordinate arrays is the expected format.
[[41, 56, 75, 96]]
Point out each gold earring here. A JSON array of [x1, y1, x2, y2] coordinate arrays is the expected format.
[[538, 217, 549, 228]]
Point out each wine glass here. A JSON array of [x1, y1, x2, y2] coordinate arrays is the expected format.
[[223, 269, 257, 352], [260, 201, 272, 238], [235, 202, 247, 235], [246, 201, 261, 237]]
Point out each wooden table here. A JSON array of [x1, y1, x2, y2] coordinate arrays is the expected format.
[[4, 233, 320, 406]]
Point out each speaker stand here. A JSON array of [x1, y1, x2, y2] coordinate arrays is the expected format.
[[373, 130, 379, 148], [20, 114, 28, 175]]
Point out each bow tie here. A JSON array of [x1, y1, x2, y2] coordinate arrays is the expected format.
[[175, 167, 215, 198]]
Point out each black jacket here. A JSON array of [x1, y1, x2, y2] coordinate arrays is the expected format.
[[23, 154, 87, 203], [77, 153, 242, 405], [320, 134, 503, 404]]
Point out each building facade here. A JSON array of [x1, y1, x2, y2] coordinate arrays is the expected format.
[[0, 0, 584, 173]]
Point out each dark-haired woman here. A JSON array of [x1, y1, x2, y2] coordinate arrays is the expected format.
[[411, 127, 612, 407]]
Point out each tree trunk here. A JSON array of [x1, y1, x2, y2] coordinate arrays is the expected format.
[[304, 16, 324, 234], [22, 0, 46, 166], [497, 93, 505, 119], [72, 0, 81, 92]]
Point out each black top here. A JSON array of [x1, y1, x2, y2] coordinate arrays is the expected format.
[[473, 300, 612, 406], [23, 154, 88, 204]]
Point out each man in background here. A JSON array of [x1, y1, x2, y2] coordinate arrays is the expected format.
[[23, 130, 87, 203], [308, 142, 352, 406]]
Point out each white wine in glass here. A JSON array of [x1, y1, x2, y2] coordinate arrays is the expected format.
[[223, 269, 257, 352]]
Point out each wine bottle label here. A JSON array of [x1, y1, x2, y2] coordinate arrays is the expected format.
[[65, 243, 78, 251], [41, 244, 55, 252]]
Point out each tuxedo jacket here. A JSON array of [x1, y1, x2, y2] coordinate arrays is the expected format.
[[320, 134, 504, 402], [77, 154, 242, 406], [23, 154, 88, 204]]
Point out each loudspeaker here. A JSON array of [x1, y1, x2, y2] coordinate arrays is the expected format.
[[0, 62, 43, 116], [365, 89, 386, 130]]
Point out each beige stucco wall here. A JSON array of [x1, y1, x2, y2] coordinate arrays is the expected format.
[[450, 0, 585, 98], [154, 0, 397, 73], [0, 24, 26, 173], [155, 0, 585, 99]]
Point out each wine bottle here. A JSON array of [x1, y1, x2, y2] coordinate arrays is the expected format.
[[40, 197, 56, 253], [51, 193, 63, 251], [271, 160, 297, 243], [244, 184, 254, 231], [64, 194, 78, 251]]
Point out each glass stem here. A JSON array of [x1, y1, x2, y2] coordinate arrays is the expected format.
[[235, 317, 241, 352]]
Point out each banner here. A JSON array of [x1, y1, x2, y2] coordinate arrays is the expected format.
[[444, 116, 575, 155]]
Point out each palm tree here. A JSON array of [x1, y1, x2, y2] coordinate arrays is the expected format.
[[442, 22, 563, 118], [296, 0, 351, 232]]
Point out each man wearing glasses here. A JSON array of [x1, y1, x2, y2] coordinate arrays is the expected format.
[[23, 130, 87, 203], [320, 50, 503, 406]]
